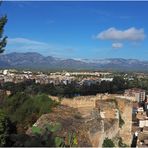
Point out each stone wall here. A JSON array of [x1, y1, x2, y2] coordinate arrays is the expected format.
[[61, 97, 96, 108], [96, 93, 136, 102], [49, 93, 135, 109], [49, 95, 98, 108], [88, 119, 119, 147], [116, 98, 132, 145], [49, 94, 133, 146], [95, 100, 119, 119]]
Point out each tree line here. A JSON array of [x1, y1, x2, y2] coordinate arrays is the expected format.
[[1, 76, 148, 98]]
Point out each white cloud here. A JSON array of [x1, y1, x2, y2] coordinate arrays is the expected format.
[[112, 43, 123, 49], [6, 37, 77, 57], [7, 38, 52, 54], [96, 27, 145, 41], [8, 38, 48, 46]]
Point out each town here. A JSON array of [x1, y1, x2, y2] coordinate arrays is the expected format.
[[0, 69, 148, 85]]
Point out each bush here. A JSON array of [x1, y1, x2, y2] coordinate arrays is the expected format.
[[0, 109, 16, 146], [2, 93, 59, 132], [102, 138, 115, 147], [119, 113, 125, 128]]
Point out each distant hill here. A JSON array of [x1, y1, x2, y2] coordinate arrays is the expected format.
[[0, 52, 148, 71]]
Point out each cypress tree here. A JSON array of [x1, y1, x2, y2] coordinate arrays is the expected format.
[[0, 1, 7, 53]]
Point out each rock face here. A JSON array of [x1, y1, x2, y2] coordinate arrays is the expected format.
[[27, 94, 133, 147]]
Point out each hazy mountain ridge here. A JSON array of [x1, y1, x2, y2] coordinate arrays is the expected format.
[[0, 52, 148, 71]]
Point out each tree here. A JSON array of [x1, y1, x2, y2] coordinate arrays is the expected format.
[[0, 109, 14, 146], [0, 2, 7, 53]]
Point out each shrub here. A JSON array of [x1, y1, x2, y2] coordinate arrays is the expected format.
[[119, 113, 125, 128], [102, 138, 115, 147], [2, 93, 59, 132]]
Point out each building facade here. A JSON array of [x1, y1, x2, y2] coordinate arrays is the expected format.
[[124, 88, 146, 102]]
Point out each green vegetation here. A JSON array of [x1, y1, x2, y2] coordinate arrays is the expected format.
[[102, 138, 115, 147], [119, 112, 125, 128], [27, 123, 78, 147], [66, 132, 78, 147], [0, 94, 60, 147], [2, 75, 148, 98], [0, 78, 79, 147], [32, 126, 42, 135], [0, 2, 7, 54], [128, 77, 148, 91], [44, 122, 61, 132], [0, 76, 129, 97], [0, 86, 79, 147], [2, 93, 58, 132], [22, 122, 64, 147], [0, 109, 16, 146], [0, 110, 9, 146]]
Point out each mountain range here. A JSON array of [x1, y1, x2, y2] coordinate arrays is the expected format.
[[0, 52, 148, 71]]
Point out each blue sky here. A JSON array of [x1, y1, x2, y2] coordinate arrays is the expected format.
[[1, 1, 148, 60]]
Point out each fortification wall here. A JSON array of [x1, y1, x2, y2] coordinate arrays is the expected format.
[[61, 97, 96, 108], [116, 98, 132, 145], [49, 94, 133, 146], [89, 119, 119, 147], [96, 94, 136, 102], [49, 93, 135, 109], [49, 95, 99, 108]]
